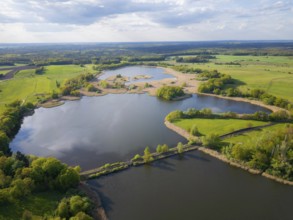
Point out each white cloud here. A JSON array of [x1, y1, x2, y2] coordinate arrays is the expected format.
[[0, 0, 292, 42]]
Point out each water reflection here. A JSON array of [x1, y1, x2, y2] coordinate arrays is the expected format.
[[11, 93, 270, 170]]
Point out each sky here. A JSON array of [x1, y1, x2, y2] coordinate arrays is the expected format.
[[0, 0, 292, 43]]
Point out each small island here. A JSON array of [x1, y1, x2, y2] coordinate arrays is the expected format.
[[156, 85, 191, 101]]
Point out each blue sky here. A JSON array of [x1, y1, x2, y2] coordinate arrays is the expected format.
[[0, 0, 292, 43]]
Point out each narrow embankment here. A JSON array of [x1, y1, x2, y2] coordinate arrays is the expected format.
[[80, 145, 199, 179]]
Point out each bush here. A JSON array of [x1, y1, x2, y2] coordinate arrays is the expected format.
[[99, 80, 109, 89], [156, 86, 185, 100], [165, 110, 183, 122], [190, 124, 200, 136], [177, 142, 184, 153], [202, 133, 221, 149], [86, 84, 97, 92]]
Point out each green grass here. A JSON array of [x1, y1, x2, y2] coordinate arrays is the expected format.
[[225, 123, 289, 144], [174, 118, 268, 136], [0, 64, 97, 114], [0, 191, 63, 220], [170, 55, 293, 102], [0, 70, 9, 75]]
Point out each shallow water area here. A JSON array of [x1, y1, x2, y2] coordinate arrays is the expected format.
[[98, 66, 176, 84]]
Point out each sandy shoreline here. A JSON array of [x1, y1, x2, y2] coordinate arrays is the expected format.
[[40, 66, 285, 114]]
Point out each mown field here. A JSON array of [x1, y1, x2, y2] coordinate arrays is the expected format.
[[0, 65, 97, 114], [173, 118, 268, 136], [171, 55, 293, 103], [225, 123, 288, 144]]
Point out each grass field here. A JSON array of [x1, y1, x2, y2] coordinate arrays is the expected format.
[[0, 64, 97, 114], [0, 191, 63, 220], [170, 55, 293, 102], [0, 70, 9, 75], [225, 123, 289, 144], [173, 118, 268, 136]]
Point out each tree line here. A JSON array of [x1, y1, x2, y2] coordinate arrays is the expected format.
[[165, 108, 292, 123]]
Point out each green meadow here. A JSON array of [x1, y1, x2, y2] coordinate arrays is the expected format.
[[0, 65, 97, 114], [173, 118, 268, 136], [172, 55, 293, 102]]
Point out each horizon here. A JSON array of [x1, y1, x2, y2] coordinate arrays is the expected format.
[[1, 39, 293, 45], [1, 0, 292, 43]]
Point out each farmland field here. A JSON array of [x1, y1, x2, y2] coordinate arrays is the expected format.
[[0, 65, 97, 114]]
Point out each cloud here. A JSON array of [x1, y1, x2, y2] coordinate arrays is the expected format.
[[0, 0, 168, 25], [0, 0, 292, 42]]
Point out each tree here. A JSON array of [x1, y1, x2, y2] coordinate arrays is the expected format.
[[156, 86, 185, 100], [70, 212, 93, 220], [177, 142, 184, 154], [190, 125, 200, 136], [143, 146, 154, 163], [99, 80, 109, 89], [144, 146, 151, 155], [22, 210, 33, 220], [0, 131, 11, 156], [87, 84, 97, 92], [201, 133, 221, 149], [161, 144, 169, 153], [156, 145, 162, 153], [165, 110, 183, 122], [69, 196, 92, 216], [131, 154, 141, 161], [57, 167, 80, 190], [56, 198, 70, 218]]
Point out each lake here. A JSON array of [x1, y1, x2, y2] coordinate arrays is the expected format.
[[10, 66, 292, 220], [11, 94, 269, 170]]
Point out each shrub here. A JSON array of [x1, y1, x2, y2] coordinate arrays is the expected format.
[[156, 86, 185, 100], [202, 133, 221, 149]]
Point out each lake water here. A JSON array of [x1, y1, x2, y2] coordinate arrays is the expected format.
[[99, 66, 175, 84], [10, 66, 292, 220], [11, 94, 269, 170], [88, 151, 293, 220]]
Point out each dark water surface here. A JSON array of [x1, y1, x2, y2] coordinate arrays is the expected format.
[[89, 151, 293, 220], [11, 93, 268, 170]]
